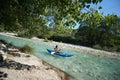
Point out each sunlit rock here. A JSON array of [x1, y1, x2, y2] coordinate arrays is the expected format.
[[0, 50, 7, 61]]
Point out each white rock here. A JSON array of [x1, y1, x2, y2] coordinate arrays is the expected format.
[[0, 43, 7, 50], [0, 50, 7, 60], [0, 50, 4, 55]]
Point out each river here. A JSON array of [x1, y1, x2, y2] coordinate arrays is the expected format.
[[0, 34, 120, 80]]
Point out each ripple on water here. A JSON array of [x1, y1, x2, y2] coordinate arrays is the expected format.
[[0, 34, 120, 80]]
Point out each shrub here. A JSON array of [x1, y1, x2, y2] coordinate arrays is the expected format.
[[0, 24, 5, 32], [20, 45, 33, 54], [44, 37, 49, 42], [102, 46, 109, 51], [93, 44, 102, 50]]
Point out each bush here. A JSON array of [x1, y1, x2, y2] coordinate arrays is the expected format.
[[20, 45, 33, 54], [49, 36, 79, 44], [110, 46, 118, 52], [93, 44, 102, 50], [102, 46, 110, 52], [18, 31, 33, 38], [0, 24, 5, 32], [44, 37, 49, 42], [116, 46, 120, 52]]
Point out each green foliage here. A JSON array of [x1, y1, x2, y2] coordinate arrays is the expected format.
[[37, 26, 52, 39], [0, 0, 102, 32], [93, 44, 102, 50], [49, 36, 78, 44], [81, 9, 105, 29], [2, 0, 120, 53], [44, 38, 49, 42], [74, 8, 120, 52], [0, 24, 5, 32], [18, 26, 40, 38], [20, 45, 33, 54]]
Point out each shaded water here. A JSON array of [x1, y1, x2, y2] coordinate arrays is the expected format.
[[0, 34, 120, 80]]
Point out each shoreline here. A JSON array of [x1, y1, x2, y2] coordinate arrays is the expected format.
[[1, 32, 120, 59], [51, 41, 120, 59], [0, 40, 68, 80], [31, 37, 120, 59]]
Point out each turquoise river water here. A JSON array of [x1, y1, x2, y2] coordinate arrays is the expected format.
[[0, 34, 120, 80]]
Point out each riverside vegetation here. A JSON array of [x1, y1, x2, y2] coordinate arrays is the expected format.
[[20, 45, 33, 54]]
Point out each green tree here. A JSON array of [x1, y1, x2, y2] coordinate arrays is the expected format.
[[75, 11, 120, 51], [0, 0, 102, 32]]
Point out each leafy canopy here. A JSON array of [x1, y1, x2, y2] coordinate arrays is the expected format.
[[0, 0, 102, 32]]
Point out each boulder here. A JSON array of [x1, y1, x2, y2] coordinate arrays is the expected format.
[[0, 54, 3, 62], [0, 43, 6, 50], [0, 50, 7, 61]]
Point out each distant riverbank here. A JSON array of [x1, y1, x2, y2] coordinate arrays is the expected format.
[[32, 37, 120, 59]]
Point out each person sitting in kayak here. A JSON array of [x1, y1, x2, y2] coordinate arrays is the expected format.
[[54, 45, 63, 53], [50, 45, 59, 55], [54, 45, 59, 52]]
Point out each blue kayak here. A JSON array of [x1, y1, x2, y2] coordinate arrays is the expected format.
[[47, 49, 73, 57]]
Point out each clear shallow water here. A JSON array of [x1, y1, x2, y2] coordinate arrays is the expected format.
[[0, 34, 120, 80]]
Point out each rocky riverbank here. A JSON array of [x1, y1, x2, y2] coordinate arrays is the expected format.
[[50, 42, 120, 59], [32, 37, 120, 59], [0, 41, 67, 80]]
